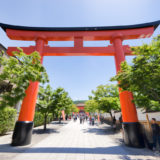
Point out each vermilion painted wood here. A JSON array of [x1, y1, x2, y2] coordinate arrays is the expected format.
[[18, 39, 44, 122], [6, 26, 154, 41], [7, 45, 132, 56], [113, 37, 138, 122], [77, 106, 84, 110], [61, 110, 65, 121]]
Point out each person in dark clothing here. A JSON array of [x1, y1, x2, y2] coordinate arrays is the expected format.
[[112, 116, 116, 132], [113, 116, 116, 124], [119, 115, 122, 124], [151, 118, 160, 151], [80, 116, 83, 124], [91, 116, 95, 126], [119, 115, 123, 129], [89, 116, 92, 125]]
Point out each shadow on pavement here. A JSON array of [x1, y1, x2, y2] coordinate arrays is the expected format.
[[83, 125, 124, 144], [0, 145, 154, 156], [51, 121, 69, 125], [32, 120, 69, 135], [33, 128, 59, 135], [82, 126, 116, 136]]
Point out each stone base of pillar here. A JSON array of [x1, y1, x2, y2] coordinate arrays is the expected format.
[[11, 121, 33, 146], [123, 122, 145, 148]]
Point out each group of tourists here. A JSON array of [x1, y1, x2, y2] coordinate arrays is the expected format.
[[89, 116, 95, 126], [73, 115, 78, 122], [79, 114, 86, 124], [73, 113, 160, 151], [72, 114, 96, 125]]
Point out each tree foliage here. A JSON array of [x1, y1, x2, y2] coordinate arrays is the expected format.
[[89, 84, 119, 100], [84, 100, 98, 113], [71, 104, 79, 113], [111, 35, 160, 111], [87, 84, 120, 117], [0, 48, 48, 109], [98, 97, 120, 118], [52, 87, 73, 118], [34, 112, 53, 128], [36, 85, 53, 130], [0, 107, 17, 135], [37, 85, 74, 129]]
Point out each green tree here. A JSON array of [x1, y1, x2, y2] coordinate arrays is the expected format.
[[99, 97, 120, 118], [111, 35, 160, 111], [89, 84, 119, 100], [37, 85, 53, 130], [84, 99, 98, 114], [89, 84, 120, 118], [63, 98, 74, 115], [71, 104, 79, 113], [52, 87, 73, 121], [0, 48, 48, 109]]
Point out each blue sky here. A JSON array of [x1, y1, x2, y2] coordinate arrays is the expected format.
[[0, 0, 160, 100]]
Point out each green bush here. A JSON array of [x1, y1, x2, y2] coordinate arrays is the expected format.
[[34, 112, 53, 127], [0, 107, 17, 135], [47, 113, 53, 123], [34, 112, 44, 127]]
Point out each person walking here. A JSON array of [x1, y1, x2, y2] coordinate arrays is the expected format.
[[119, 114, 123, 129], [82, 115, 85, 124], [89, 116, 92, 125], [112, 116, 116, 132], [151, 118, 160, 151], [91, 116, 95, 126], [80, 116, 83, 124]]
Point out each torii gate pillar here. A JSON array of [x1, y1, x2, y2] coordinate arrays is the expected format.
[[11, 38, 45, 146], [113, 35, 144, 148]]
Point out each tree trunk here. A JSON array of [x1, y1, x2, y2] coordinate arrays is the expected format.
[[59, 117, 61, 124], [44, 113, 47, 130], [109, 111, 113, 119], [52, 113, 55, 121]]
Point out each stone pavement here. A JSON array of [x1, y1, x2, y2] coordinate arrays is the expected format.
[[0, 120, 159, 160]]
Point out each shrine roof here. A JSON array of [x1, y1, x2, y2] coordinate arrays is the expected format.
[[76, 103, 85, 107], [0, 20, 159, 32]]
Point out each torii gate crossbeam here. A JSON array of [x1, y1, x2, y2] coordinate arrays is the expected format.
[[7, 45, 132, 56]]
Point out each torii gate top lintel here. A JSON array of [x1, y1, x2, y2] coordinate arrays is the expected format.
[[1, 20, 159, 40], [1, 20, 160, 56]]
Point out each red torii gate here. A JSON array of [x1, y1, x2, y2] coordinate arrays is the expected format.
[[1, 20, 159, 147]]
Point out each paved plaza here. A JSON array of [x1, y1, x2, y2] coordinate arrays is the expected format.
[[0, 120, 159, 160]]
